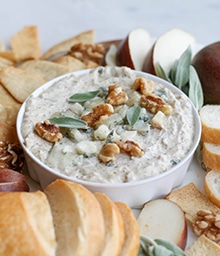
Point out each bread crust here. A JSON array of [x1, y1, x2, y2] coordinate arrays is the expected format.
[[115, 201, 140, 256], [94, 192, 125, 256], [202, 143, 220, 170], [0, 191, 56, 256], [204, 170, 220, 208], [201, 124, 220, 144], [44, 179, 105, 256]]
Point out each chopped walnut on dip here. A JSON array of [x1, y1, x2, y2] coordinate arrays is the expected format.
[[22, 66, 195, 183]]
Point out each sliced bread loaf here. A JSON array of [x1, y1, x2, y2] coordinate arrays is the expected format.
[[204, 170, 220, 208], [44, 179, 105, 256], [202, 142, 220, 170], [94, 192, 125, 256], [200, 104, 220, 144], [115, 201, 140, 256], [0, 191, 56, 256]]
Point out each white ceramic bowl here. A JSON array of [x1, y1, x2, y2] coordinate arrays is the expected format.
[[17, 68, 201, 208]]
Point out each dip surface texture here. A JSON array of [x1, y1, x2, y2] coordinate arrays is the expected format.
[[22, 67, 194, 183]]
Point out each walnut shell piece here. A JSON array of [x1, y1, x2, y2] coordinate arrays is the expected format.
[[34, 120, 63, 143]]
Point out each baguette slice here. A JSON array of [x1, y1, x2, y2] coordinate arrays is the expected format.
[[94, 192, 125, 256], [166, 183, 219, 224], [202, 142, 220, 170], [115, 201, 140, 256], [200, 105, 220, 144], [44, 179, 105, 256], [185, 235, 220, 256], [0, 191, 56, 256], [204, 170, 220, 208]]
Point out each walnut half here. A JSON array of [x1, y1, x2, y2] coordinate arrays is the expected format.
[[0, 141, 24, 171], [192, 210, 220, 243], [35, 120, 63, 143], [98, 143, 120, 163]]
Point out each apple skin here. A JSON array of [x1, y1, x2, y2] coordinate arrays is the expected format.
[[0, 168, 29, 192], [116, 35, 135, 69], [192, 41, 220, 104], [143, 28, 195, 76], [116, 28, 151, 70], [137, 199, 187, 250], [142, 44, 156, 75], [0, 168, 28, 183], [0, 180, 29, 192]]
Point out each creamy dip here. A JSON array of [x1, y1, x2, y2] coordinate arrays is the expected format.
[[22, 66, 195, 183]]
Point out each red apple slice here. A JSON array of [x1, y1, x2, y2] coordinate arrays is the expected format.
[[137, 199, 187, 250], [0, 167, 28, 183], [143, 28, 195, 75], [116, 28, 151, 70]]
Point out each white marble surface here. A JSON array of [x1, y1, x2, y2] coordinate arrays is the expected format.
[[0, 0, 219, 52]]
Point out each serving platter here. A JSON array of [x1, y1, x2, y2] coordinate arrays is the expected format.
[[0, 28, 207, 251]]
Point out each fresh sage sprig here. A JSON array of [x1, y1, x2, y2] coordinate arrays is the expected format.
[[49, 116, 88, 129], [139, 235, 186, 256], [154, 46, 204, 110], [126, 106, 141, 126], [68, 90, 101, 103]]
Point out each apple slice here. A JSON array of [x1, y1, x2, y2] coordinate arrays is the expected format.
[[137, 199, 187, 250], [0, 180, 29, 192], [143, 28, 195, 75], [116, 28, 151, 70]]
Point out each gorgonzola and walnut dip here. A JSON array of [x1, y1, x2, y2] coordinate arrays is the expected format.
[[22, 66, 195, 183]]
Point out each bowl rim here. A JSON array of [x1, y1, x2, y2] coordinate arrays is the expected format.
[[16, 67, 201, 188]]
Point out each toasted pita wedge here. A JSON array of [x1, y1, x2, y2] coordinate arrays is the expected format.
[[42, 30, 94, 60], [0, 104, 21, 125], [0, 83, 20, 106], [0, 56, 14, 69], [10, 26, 41, 62], [0, 40, 4, 51], [0, 122, 18, 143], [0, 51, 16, 62], [53, 55, 86, 71], [18, 59, 70, 81], [0, 66, 45, 103]]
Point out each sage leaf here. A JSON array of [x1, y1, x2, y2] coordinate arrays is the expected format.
[[155, 239, 186, 256], [169, 46, 192, 89], [68, 90, 100, 103], [154, 63, 171, 83], [127, 106, 141, 126], [49, 116, 88, 129], [188, 65, 204, 110]]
